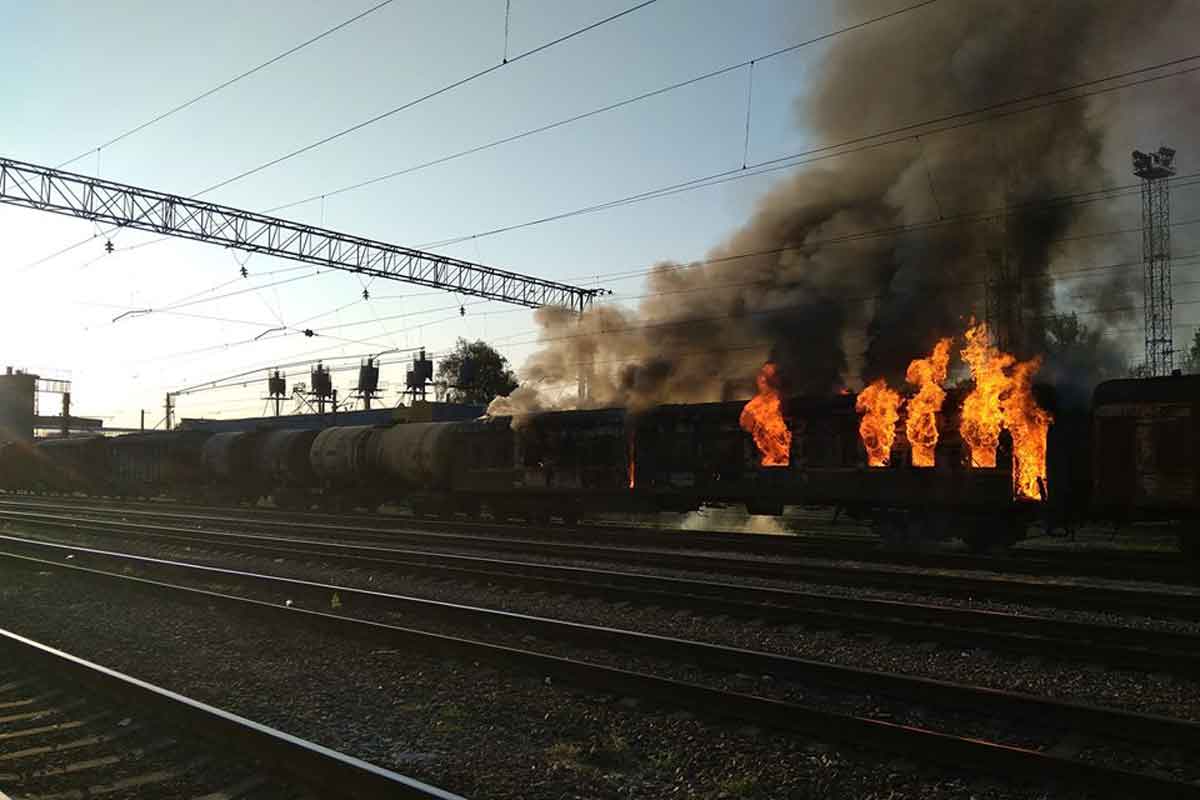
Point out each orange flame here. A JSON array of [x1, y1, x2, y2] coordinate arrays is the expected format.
[[904, 338, 951, 467], [740, 362, 791, 466], [1003, 356, 1053, 500], [958, 321, 1052, 499], [627, 432, 636, 489], [958, 321, 1013, 468], [856, 378, 903, 467]]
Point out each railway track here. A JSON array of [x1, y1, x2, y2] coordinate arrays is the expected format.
[[1, 518, 1198, 677], [0, 627, 461, 800], [0, 540, 1197, 797], [2, 502, 1198, 621], [1, 493, 1192, 585]]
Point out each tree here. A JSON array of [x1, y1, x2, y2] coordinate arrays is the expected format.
[[436, 338, 518, 404], [1041, 312, 1124, 403], [1182, 329, 1200, 374]]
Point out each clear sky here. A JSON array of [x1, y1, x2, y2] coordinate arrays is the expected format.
[[1, 0, 1195, 427], [1, 0, 840, 426]]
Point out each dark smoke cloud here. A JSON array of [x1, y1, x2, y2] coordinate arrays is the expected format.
[[491, 0, 1200, 416]]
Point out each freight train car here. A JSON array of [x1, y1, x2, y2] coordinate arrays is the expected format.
[[1089, 375, 1200, 555], [35, 436, 110, 494], [108, 431, 212, 497], [1, 374, 1197, 557]]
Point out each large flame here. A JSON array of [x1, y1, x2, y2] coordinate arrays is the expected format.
[[740, 362, 791, 466], [958, 321, 1013, 468], [904, 338, 952, 467], [1003, 356, 1053, 500], [856, 378, 903, 467], [958, 321, 1052, 499]]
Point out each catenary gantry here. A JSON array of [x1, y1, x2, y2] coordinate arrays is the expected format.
[[0, 156, 603, 312]]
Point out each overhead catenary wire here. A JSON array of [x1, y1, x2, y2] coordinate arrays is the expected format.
[[76, 154, 1200, 336], [55, 0, 401, 170], [108, 199, 1200, 373], [24, 11, 1200, 415], [11, 2, 664, 280], [192, 0, 661, 198], [420, 54, 1200, 249], [263, 0, 943, 215], [21, 16, 1190, 288]]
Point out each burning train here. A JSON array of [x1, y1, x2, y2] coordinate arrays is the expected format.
[[0, 320, 1196, 557]]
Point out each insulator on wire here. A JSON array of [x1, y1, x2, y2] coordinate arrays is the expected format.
[[240, 266, 248, 278], [104, 240, 114, 253], [362, 289, 369, 300]]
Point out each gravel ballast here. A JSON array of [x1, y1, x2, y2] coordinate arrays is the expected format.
[[0, 558, 1110, 800], [8, 524, 1200, 726]]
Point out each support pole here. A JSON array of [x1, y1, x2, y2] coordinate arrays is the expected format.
[[1133, 147, 1177, 376]]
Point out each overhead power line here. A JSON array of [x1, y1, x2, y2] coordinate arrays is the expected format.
[[263, 0, 942, 214], [420, 53, 1200, 249], [194, 0, 661, 197], [565, 174, 1200, 287], [14, 0, 663, 274], [56, 0, 400, 170]]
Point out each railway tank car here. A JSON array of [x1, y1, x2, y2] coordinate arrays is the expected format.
[[0, 373, 1196, 558], [200, 432, 264, 499], [256, 429, 319, 507]]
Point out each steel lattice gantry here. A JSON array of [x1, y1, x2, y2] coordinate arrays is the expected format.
[[0, 156, 603, 313], [1132, 147, 1177, 377]]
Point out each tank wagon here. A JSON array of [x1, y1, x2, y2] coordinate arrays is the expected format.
[[0, 374, 1196, 556]]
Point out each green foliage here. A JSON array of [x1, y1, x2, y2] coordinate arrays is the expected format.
[[1042, 312, 1122, 384], [1182, 328, 1200, 374], [436, 338, 518, 404]]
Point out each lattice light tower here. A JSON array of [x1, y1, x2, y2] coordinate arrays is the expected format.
[[1132, 146, 1177, 376]]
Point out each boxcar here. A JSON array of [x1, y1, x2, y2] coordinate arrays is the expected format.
[[1090, 375, 1200, 525], [109, 431, 211, 496], [36, 436, 110, 493]]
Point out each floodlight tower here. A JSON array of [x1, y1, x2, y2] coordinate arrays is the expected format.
[[1132, 146, 1177, 376]]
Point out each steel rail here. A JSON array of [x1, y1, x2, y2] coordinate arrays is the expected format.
[[2, 517, 1198, 676], [0, 627, 464, 800], [2, 535, 1199, 750], [5, 494, 1191, 585], [1, 550, 1198, 797], [2, 504, 1198, 619]]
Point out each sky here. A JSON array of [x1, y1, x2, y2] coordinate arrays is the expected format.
[[0, 0, 1196, 428]]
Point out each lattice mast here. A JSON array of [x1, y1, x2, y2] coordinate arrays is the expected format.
[[1132, 147, 1177, 376], [0, 156, 602, 313]]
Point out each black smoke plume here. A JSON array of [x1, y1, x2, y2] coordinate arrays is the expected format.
[[490, 0, 1200, 417]]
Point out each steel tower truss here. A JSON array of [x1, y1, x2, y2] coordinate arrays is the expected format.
[[0, 156, 602, 313], [1132, 147, 1177, 376]]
